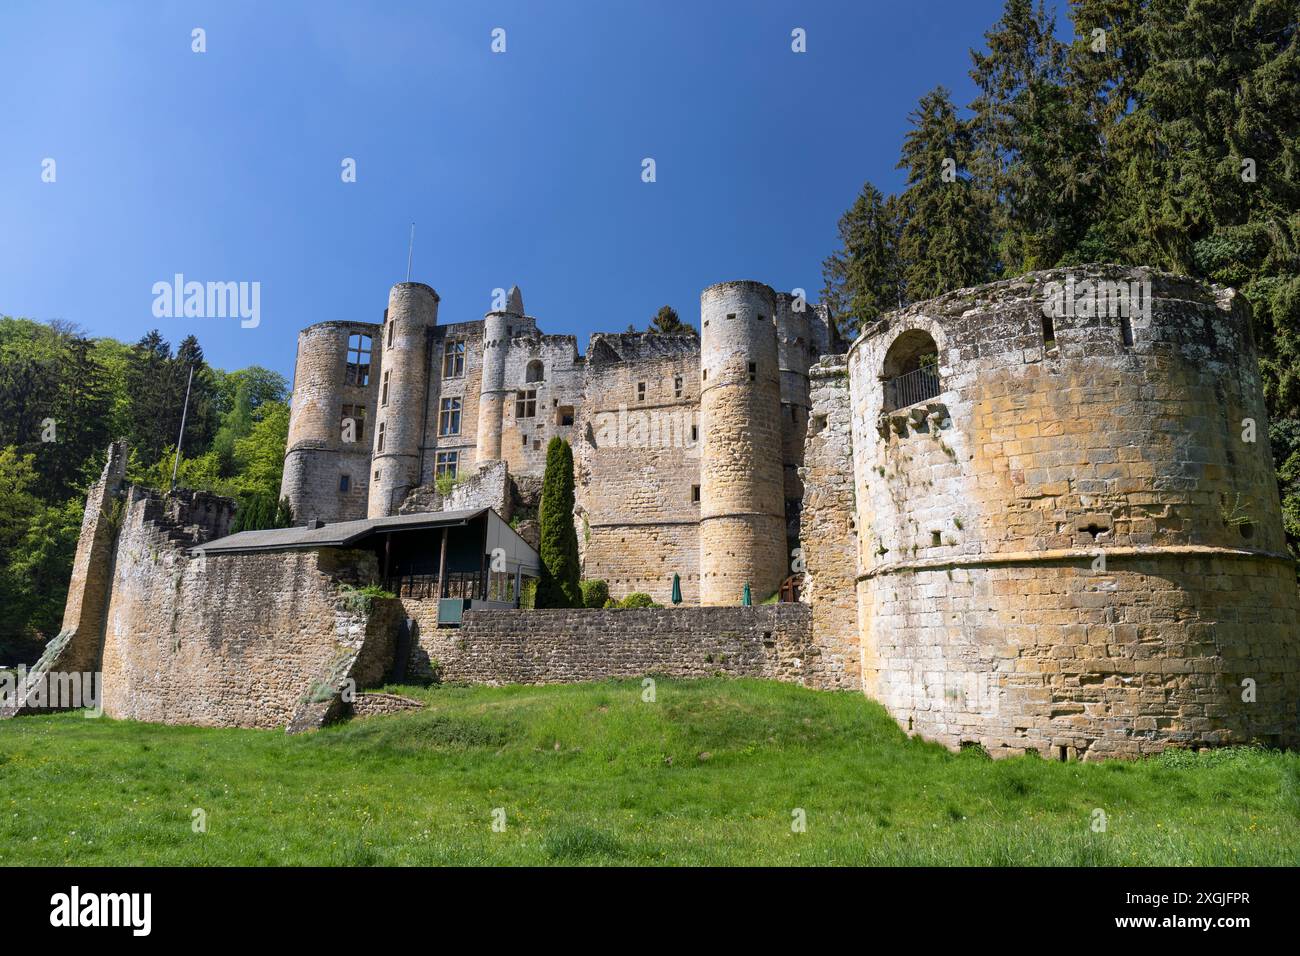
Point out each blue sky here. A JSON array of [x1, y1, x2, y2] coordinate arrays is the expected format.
[[0, 0, 1017, 380]]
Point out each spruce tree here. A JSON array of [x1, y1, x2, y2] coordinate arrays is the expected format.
[[650, 306, 697, 337], [820, 181, 903, 339], [896, 87, 996, 300], [969, 0, 1091, 273], [535, 437, 581, 608]]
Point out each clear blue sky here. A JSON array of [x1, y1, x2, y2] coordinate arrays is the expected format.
[[0, 0, 1015, 380]]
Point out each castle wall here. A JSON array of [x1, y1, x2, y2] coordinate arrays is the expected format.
[[775, 291, 813, 503], [575, 337, 701, 603], [699, 281, 788, 605], [796, 358, 861, 691], [417, 319, 487, 485], [281, 321, 381, 523], [848, 266, 1300, 757], [499, 332, 583, 477], [98, 489, 399, 729], [402, 603, 831, 687]]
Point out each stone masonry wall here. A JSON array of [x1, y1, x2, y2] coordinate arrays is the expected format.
[[402, 603, 839, 688], [575, 342, 702, 603], [796, 358, 860, 691], [99, 487, 400, 730]]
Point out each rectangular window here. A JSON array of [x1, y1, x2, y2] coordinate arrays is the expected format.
[[636, 382, 646, 402], [377, 420, 386, 452], [386, 321, 394, 348], [691, 485, 700, 503], [345, 334, 372, 386], [515, 388, 537, 418], [443, 339, 465, 378], [380, 370, 390, 406], [748, 362, 756, 382], [1120, 316, 1134, 348], [674, 375, 683, 398], [340, 404, 365, 443], [435, 450, 458, 479], [1041, 315, 1057, 351], [339, 474, 351, 493], [691, 424, 698, 442], [556, 405, 575, 427], [439, 397, 462, 436]]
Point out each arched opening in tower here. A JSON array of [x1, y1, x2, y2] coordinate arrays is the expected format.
[[882, 329, 940, 412]]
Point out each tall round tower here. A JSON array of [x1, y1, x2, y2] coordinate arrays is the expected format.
[[281, 320, 381, 524], [367, 281, 438, 518], [698, 280, 787, 605], [475, 285, 523, 464]]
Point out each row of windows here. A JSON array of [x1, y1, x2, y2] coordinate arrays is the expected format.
[[346, 333, 469, 389]]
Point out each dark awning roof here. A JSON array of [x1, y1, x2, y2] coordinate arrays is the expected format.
[[193, 508, 489, 555]]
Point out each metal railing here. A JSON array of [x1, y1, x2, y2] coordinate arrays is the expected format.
[[388, 571, 486, 601], [882, 366, 941, 412]]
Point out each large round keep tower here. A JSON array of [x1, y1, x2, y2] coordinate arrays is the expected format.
[[848, 265, 1300, 759], [367, 282, 438, 518], [698, 280, 787, 605], [281, 320, 381, 524], [474, 286, 523, 464]]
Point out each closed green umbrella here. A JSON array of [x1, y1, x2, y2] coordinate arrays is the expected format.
[[671, 573, 682, 605], [742, 582, 752, 606]]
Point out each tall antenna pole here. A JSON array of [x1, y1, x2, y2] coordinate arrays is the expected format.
[[171, 364, 195, 489], [406, 222, 415, 281]]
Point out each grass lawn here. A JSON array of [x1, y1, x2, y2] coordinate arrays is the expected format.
[[0, 678, 1297, 866]]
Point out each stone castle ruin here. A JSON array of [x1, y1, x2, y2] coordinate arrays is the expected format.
[[5, 265, 1298, 760]]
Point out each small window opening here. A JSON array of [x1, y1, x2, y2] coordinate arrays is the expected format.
[[1120, 316, 1134, 348], [1041, 315, 1057, 351], [691, 485, 700, 503], [748, 362, 756, 382]]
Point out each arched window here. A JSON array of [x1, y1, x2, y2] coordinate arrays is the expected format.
[[882, 330, 940, 412], [525, 360, 544, 383]]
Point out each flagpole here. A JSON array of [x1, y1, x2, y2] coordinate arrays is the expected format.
[[171, 365, 195, 488]]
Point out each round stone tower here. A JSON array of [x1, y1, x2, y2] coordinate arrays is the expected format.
[[281, 320, 381, 524], [698, 280, 788, 605], [848, 265, 1300, 758], [367, 281, 438, 518], [475, 285, 524, 465]]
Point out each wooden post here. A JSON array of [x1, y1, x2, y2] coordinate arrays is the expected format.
[[436, 526, 448, 600]]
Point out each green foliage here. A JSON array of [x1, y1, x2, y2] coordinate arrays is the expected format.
[[2, 681, 1296, 865], [616, 592, 659, 609], [434, 470, 460, 498], [579, 579, 609, 609], [820, 183, 903, 339], [648, 305, 697, 337], [535, 438, 581, 608], [0, 446, 82, 658], [896, 86, 997, 299], [231, 494, 294, 534], [823, 0, 1300, 559]]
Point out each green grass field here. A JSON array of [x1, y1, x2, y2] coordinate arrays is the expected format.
[[1, 678, 1297, 865]]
